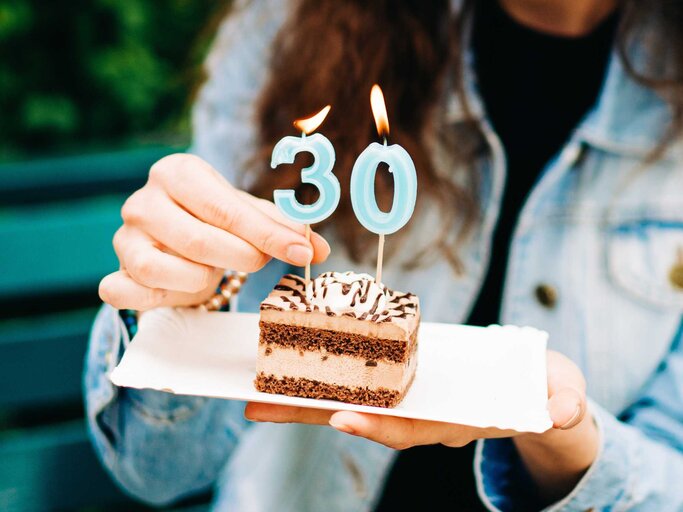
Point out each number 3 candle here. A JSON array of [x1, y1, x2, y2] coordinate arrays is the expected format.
[[271, 105, 340, 287], [350, 85, 418, 284]]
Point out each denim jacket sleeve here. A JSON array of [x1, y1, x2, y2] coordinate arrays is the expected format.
[[475, 323, 683, 511]]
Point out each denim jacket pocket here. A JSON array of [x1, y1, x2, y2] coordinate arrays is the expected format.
[[606, 211, 683, 311]]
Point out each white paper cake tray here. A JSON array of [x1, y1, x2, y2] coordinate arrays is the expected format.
[[110, 308, 553, 433]]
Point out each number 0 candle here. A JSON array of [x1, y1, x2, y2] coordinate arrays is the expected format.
[[271, 105, 340, 287], [350, 85, 418, 283]]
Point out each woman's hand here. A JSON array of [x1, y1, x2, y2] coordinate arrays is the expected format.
[[245, 350, 599, 500], [99, 154, 330, 310]]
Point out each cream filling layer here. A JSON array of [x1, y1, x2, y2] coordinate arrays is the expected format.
[[260, 309, 417, 340], [256, 345, 417, 392]]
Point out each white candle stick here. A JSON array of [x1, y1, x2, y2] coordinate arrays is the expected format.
[[376, 233, 385, 284], [305, 223, 312, 301], [305, 223, 312, 285]]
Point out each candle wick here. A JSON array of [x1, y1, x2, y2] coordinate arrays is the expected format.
[[383, 137, 388, 147], [301, 131, 307, 139]]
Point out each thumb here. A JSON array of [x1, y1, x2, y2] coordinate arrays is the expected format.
[[546, 351, 587, 430]]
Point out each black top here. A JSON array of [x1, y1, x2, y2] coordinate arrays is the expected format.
[[374, 2, 616, 510]]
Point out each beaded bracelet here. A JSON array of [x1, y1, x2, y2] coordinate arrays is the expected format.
[[199, 271, 249, 311], [117, 271, 249, 340]]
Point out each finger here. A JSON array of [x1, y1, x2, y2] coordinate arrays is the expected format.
[[237, 191, 331, 264], [244, 403, 333, 425], [328, 413, 513, 449], [123, 193, 272, 271], [545, 351, 587, 430], [99, 269, 224, 311], [114, 226, 215, 293], [99, 270, 167, 311], [328, 412, 469, 450], [154, 155, 317, 265]]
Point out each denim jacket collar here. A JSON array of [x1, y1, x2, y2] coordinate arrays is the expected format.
[[578, 49, 677, 158]]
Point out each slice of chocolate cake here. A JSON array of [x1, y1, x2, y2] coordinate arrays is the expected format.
[[254, 271, 419, 408]]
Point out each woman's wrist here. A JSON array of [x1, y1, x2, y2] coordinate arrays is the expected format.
[[513, 411, 600, 503]]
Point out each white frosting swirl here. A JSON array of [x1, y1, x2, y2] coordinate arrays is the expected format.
[[309, 272, 388, 316]]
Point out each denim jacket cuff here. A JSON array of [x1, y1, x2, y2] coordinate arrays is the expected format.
[[473, 438, 541, 511], [475, 399, 634, 512]]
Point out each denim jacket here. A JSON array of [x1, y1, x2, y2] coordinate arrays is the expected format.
[[84, 1, 683, 510]]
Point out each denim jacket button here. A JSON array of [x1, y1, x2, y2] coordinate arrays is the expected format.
[[669, 264, 683, 290], [534, 284, 558, 308], [670, 248, 683, 290]]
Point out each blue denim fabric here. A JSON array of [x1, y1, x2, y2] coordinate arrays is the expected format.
[[84, 1, 683, 510]]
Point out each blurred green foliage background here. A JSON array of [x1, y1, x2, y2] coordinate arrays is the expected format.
[[0, 0, 229, 161]]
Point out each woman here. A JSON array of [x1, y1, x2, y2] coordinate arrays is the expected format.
[[86, 0, 683, 510]]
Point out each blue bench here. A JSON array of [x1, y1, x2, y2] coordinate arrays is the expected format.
[[0, 146, 210, 510]]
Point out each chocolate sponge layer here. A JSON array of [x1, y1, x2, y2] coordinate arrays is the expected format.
[[259, 321, 416, 363], [254, 373, 413, 408]]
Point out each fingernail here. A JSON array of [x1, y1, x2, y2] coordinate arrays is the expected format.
[[329, 418, 355, 435], [286, 244, 313, 266], [243, 412, 260, 422], [559, 405, 582, 430]]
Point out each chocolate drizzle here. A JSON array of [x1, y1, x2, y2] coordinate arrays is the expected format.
[[275, 284, 308, 303], [369, 293, 383, 315], [260, 271, 419, 324], [281, 296, 298, 310], [359, 282, 371, 304], [350, 287, 361, 307]]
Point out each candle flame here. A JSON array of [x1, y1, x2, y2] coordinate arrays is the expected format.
[[293, 105, 332, 134], [370, 84, 390, 137]]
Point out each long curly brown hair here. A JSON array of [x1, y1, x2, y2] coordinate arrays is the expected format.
[[247, 0, 683, 271]]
